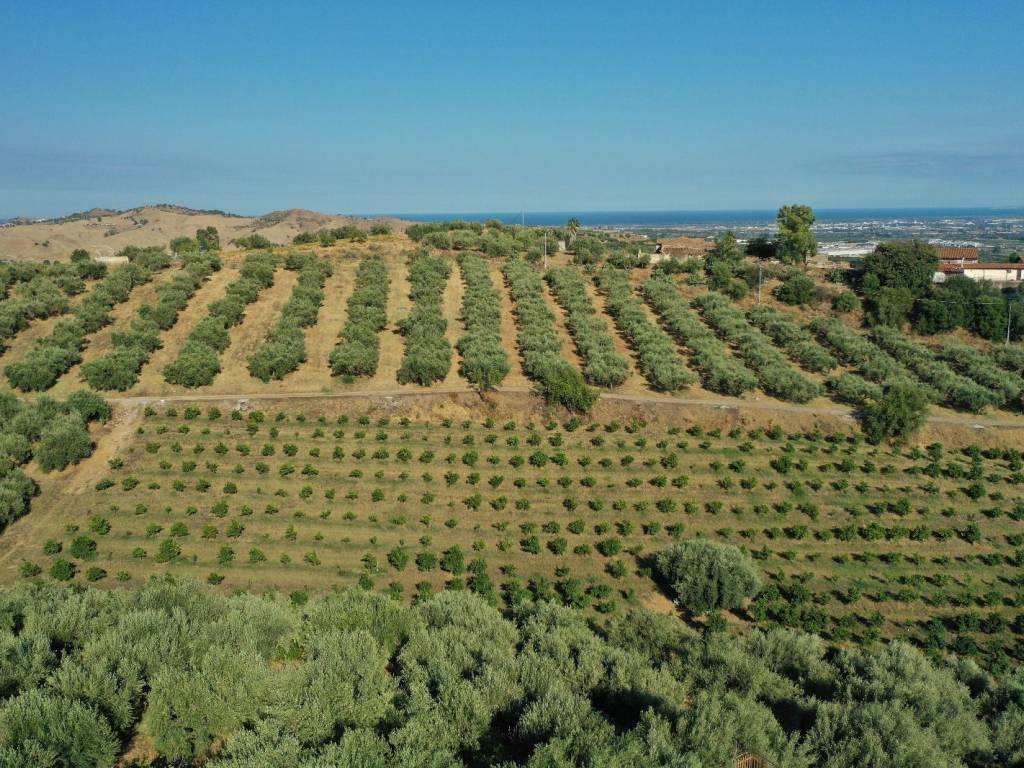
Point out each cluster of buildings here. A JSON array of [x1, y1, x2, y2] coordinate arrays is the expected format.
[[934, 247, 1023, 284]]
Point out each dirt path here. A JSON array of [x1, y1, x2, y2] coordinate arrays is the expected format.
[[132, 266, 239, 395], [292, 259, 355, 388], [0, 406, 142, 575], [539, 278, 585, 372], [580, 276, 649, 392], [0, 287, 91, 369], [49, 267, 182, 397], [373, 252, 412, 388], [489, 261, 529, 388], [98, 386, 1024, 430], [439, 258, 465, 388], [213, 267, 300, 389]]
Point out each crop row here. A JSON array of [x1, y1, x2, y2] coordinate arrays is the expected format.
[[992, 345, 1024, 375], [746, 305, 838, 373], [163, 251, 277, 387], [5, 248, 172, 392], [329, 255, 389, 378], [809, 317, 925, 393], [934, 343, 1024, 404], [0, 257, 103, 352], [594, 265, 694, 391], [0, 390, 109, 532], [503, 257, 595, 411], [693, 292, 822, 403], [248, 253, 332, 382], [455, 253, 509, 388], [641, 276, 758, 395], [80, 253, 222, 391], [545, 266, 629, 387], [397, 251, 452, 385], [871, 327, 1002, 413]]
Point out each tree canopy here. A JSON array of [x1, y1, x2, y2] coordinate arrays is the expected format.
[[776, 205, 817, 267], [655, 538, 762, 614], [860, 380, 930, 444], [1, 578, 1017, 768]]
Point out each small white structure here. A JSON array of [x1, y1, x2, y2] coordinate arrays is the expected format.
[[962, 263, 1024, 283], [936, 262, 1023, 283]]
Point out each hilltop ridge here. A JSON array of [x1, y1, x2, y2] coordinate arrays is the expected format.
[[0, 204, 407, 260]]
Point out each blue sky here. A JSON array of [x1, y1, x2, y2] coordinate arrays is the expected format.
[[1, 0, 1021, 217]]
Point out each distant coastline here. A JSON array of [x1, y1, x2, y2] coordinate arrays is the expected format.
[[378, 207, 1024, 228]]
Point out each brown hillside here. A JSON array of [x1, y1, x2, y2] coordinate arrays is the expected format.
[[0, 205, 409, 261]]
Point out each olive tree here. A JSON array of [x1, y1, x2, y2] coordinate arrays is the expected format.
[[655, 539, 761, 614]]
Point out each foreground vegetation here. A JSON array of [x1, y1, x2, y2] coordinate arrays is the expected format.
[[1, 578, 1022, 767]]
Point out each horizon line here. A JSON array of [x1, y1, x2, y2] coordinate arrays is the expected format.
[[4, 203, 1024, 223]]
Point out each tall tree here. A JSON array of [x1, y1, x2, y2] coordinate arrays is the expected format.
[[196, 227, 220, 252], [862, 240, 938, 297], [705, 230, 741, 270], [566, 217, 581, 245], [776, 205, 817, 268]]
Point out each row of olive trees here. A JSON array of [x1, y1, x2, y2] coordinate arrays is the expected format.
[[248, 253, 332, 381], [546, 266, 630, 387], [1, 577, 1018, 768], [455, 253, 509, 388], [810, 317, 923, 391], [993, 345, 1024, 375], [0, 253, 105, 352], [746, 305, 838, 373], [641, 275, 758, 396], [397, 251, 453, 385], [872, 326, 1003, 413], [936, 343, 1024, 404], [5, 247, 172, 392], [0, 390, 109, 532], [694, 292, 822, 403], [329, 255, 389, 378], [163, 251, 277, 387], [503, 256, 596, 411], [408, 219, 565, 261], [80, 252, 222, 391], [594, 264, 695, 391]]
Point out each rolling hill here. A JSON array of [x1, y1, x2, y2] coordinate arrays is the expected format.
[[0, 204, 408, 261]]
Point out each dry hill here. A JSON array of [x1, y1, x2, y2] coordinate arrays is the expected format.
[[0, 204, 408, 261]]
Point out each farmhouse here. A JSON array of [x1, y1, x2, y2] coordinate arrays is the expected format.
[[652, 235, 713, 263], [656, 235, 712, 257], [936, 261, 1024, 283], [936, 246, 979, 266]]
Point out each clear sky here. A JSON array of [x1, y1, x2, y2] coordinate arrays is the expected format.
[[2, 0, 1021, 218]]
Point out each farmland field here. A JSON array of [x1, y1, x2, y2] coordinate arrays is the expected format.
[[2, 233, 1024, 670], [2, 394, 1020, 668]]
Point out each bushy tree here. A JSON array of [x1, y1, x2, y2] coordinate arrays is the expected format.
[[863, 240, 938, 297], [0, 690, 118, 767], [776, 205, 817, 267], [861, 381, 929, 444], [196, 226, 220, 251], [35, 413, 93, 471], [164, 341, 222, 387], [655, 539, 761, 614], [773, 272, 816, 305]]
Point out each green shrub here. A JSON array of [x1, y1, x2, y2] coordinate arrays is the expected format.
[[655, 538, 761, 614]]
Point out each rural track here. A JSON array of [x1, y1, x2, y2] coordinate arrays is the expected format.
[[103, 386, 1024, 430]]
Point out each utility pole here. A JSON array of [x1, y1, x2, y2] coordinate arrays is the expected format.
[[1008, 301, 1013, 345], [757, 263, 763, 304]]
